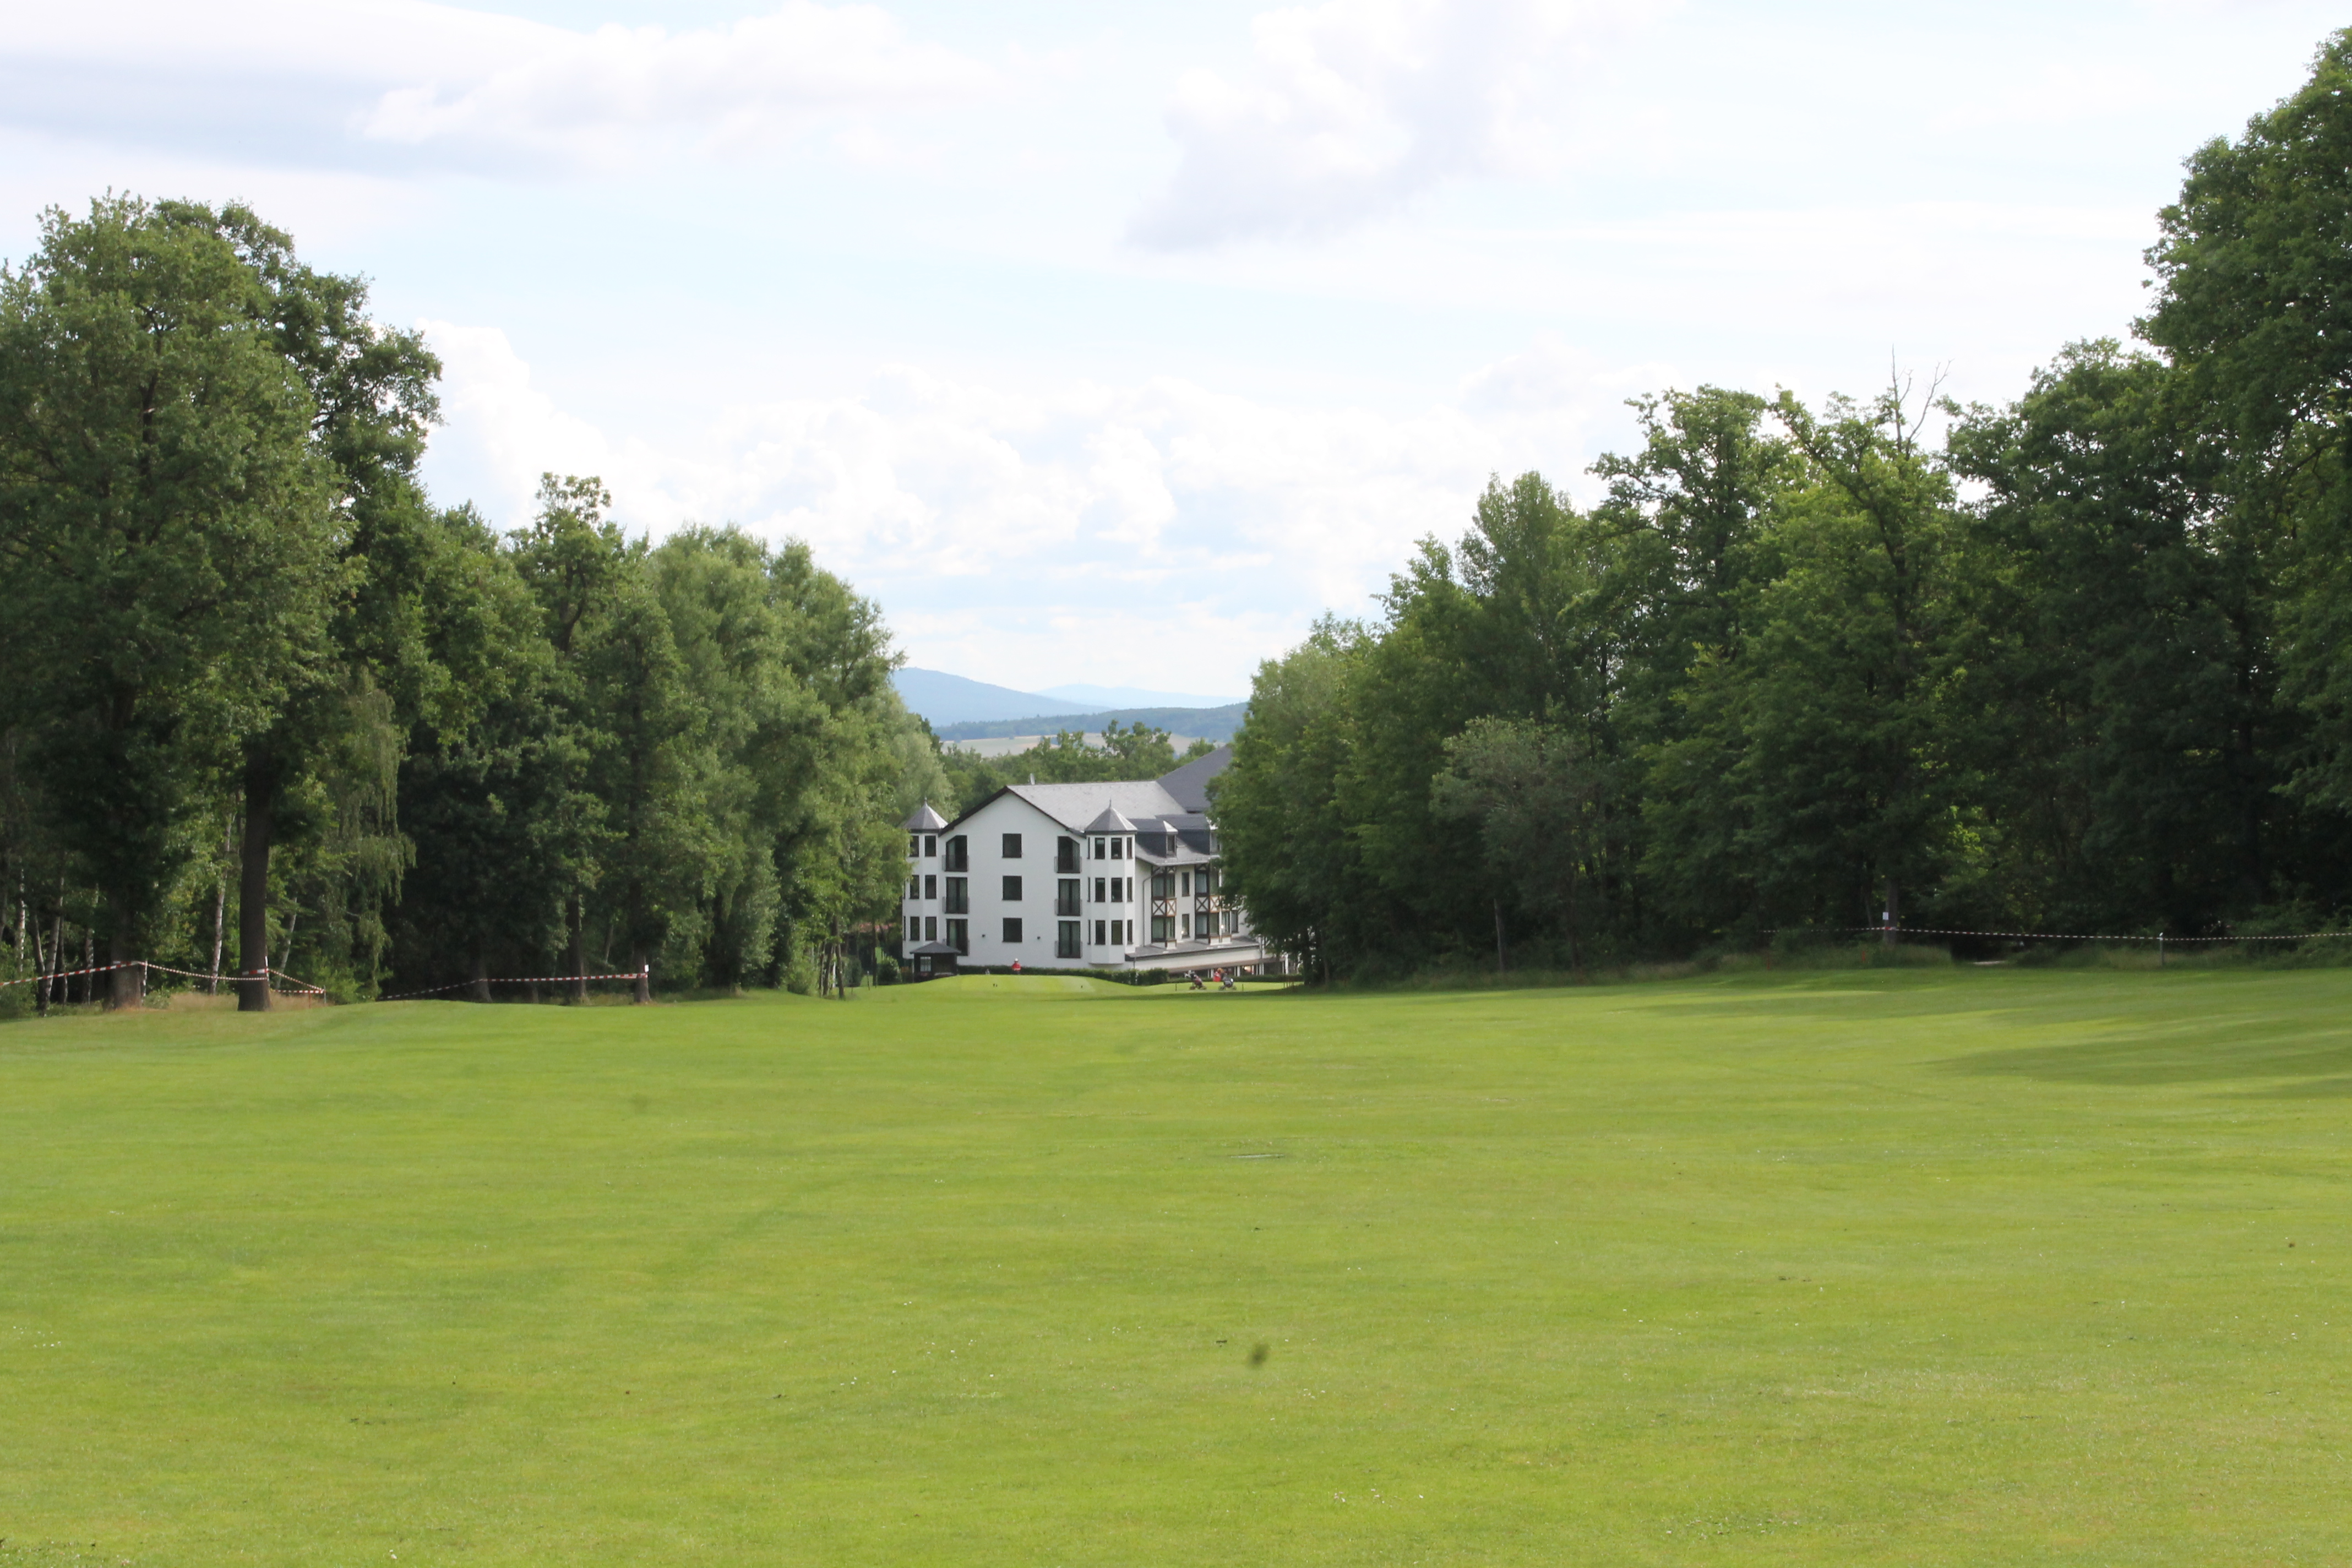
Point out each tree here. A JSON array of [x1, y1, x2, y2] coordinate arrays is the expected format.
[[1431, 718, 1603, 971], [0, 197, 337, 1006], [2139, 30, 2352, 878], [178, 203, 442, 1009]]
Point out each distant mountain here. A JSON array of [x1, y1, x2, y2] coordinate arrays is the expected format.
[[934, 704, 1248, 744], [892, 667, 1066, 726], [1038, 681, 1245, 709]]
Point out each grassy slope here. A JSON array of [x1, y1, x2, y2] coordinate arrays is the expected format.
[[1, 968, 2346, 1566]]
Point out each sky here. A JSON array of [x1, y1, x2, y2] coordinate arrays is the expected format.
[[1, 1, 2340, 695]]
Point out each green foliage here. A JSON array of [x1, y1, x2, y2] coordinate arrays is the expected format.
[[0, 196, 339, 990], [0, 197, 940, 1005]]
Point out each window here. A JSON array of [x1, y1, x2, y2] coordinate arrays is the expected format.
[[1001, 875, 1022, 902], [1181, 869, 1193, 896], [924, 874, 937, 901], [907, 875, 919, 900], [1001, 833, 1022, 859], [1200, 867, 1219, 895], [1057, 879, 1081, 916], [1151, 915, 1173, 943], [1091, 877, 1104, 903], [908, 834, 919, 857], [945, 918, 967, 954], [1003, 918, 1023, 945], [1057, 921, 1081, 958], [1093, 837, 1106, 859], [1057, 837, 1079, 873], [1093, 919, 1106, 946], [906, 916, 918, 942], [1151, 870, 1174, 900], [1113, 919, 1128, 945], [924, 916, 938, 943], [1110, 837, 1124, 859], [1112, 876, 1125, 902], [1182, 913, 1193, 939], [945, 877, 968, 914], [924, 834, 937, 857], [944, 836, 967, 872]]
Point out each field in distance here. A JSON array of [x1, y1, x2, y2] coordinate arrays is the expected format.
[[2, 968, 2347, 1565]]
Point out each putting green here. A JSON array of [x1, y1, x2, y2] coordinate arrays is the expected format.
[[2, 968, 2346, 1564]]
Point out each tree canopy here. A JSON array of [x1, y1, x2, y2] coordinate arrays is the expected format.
[[1212, 29, 2352, 978]]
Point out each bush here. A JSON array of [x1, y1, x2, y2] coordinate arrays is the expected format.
[[874, 954, 901, 986], [783, 952, 818, 995]]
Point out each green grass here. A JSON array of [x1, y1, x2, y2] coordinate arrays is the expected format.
[[2, 967, 2348, 1565]]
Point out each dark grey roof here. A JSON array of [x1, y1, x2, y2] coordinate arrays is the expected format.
[[902, 802, 949, 831], [1156, 745, 1232, 813], [1084, 803, 1136, 833], [908, 941, 962, 955], [1133, 812, 1215, 863]]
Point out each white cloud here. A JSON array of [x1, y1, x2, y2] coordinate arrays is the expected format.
[[0, 0, 993, 174], [1132, 0, 1658, 248], [416, 327, 1652, 690], [421, 320, 638, 525], [362, 2, 997, 170]]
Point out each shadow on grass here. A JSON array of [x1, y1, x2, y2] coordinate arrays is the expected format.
[[1936, 1016, 2352, 1092]]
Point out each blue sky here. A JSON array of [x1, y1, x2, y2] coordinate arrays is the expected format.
[[2, 0, 2338, 693]]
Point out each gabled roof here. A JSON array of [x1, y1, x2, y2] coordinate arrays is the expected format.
[[936, 748, 1234, 836], [1157, 744, 1232, 813], [902, 802, 949, 831], [1005, 780, 1186, 832]]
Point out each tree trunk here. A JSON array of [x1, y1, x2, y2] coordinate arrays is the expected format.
[[106, 909, 139, 1009], [238, 748, 276, 1012], [33, 904, 49, 1016], [631, 942, 650, 1005], [1493, 900, 1507, 975], [569, 894, 589, 1004], [470, 951, 492, 1004], [208, 871, 226, 995], [46, 905, 62, 1011]]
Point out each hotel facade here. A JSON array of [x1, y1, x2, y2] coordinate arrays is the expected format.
[[897, 747, 1269, 976]]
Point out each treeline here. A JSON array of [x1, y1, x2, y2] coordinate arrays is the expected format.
[[935, 722, 1216, 819], [0, 197, 941, 1008], [1217, 34, 2352, 978]]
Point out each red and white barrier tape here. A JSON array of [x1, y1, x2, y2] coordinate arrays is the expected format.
[[1785, 925, 2352, 945], [2, 956, 642, 1003], [1, 960, 324, 995], [377, 966, 650, 1002]]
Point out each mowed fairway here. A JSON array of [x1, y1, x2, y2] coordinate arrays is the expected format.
[[2, 969, 2348, 1565]]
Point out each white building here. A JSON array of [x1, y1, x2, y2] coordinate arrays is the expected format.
[[897, 746, 1270, 976]]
